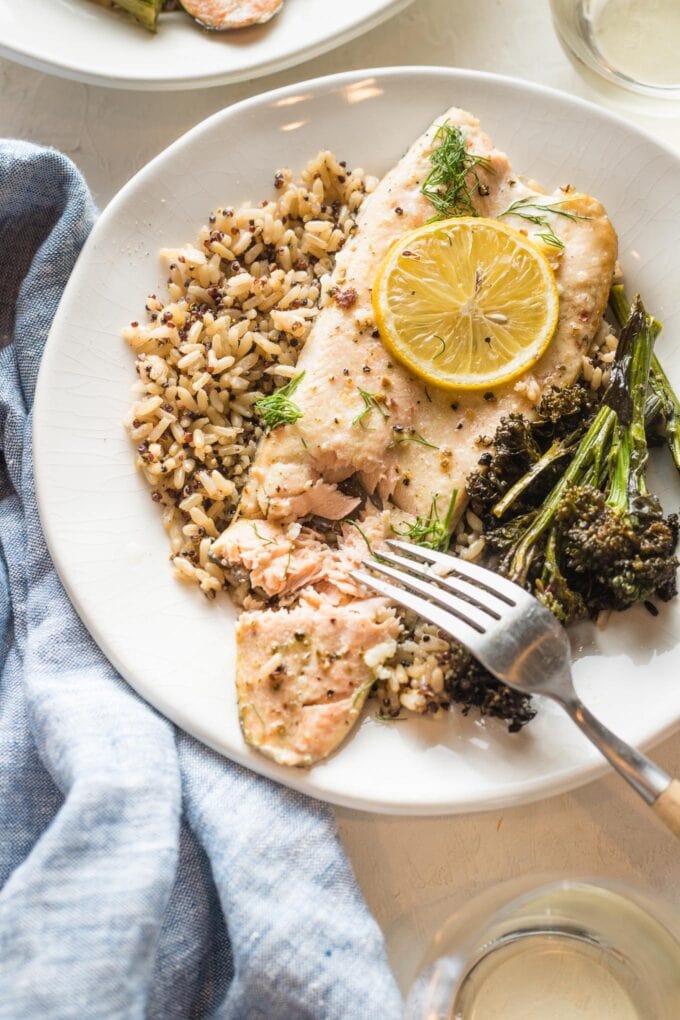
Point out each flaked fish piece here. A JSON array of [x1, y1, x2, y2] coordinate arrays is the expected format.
[[236, 107, 617, 527], [213, 509, 393, 603], [237, 598, 400, 766], [215, 518, 328, 598], [180, 0, 283, 30]]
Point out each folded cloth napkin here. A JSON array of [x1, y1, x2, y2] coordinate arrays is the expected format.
[[0, 142, 402, 1020]]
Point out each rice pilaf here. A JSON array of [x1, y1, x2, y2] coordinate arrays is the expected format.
[[124, 151, 374, 598]]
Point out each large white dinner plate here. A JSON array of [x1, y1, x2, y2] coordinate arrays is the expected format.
[[0, 0, 412, 91], [34, 68, 680, 814]]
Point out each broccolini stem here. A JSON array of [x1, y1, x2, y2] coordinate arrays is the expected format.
[[492, 433, 578, 519], [606, 298, 655, 515], [610, 283, 679, 471], [609, 284, 662, 337], [649, 355, 680, 472], [503, 405, 617, 584], [540, 527, 560, 588]]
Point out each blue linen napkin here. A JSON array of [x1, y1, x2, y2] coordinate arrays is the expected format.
[[0, 142, 402, 1020]]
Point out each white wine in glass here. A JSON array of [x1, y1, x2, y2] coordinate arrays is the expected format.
[[551, 0, 680, 96]]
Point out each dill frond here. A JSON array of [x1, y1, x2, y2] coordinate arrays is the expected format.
[[433, 334, 447, 360], [393, 428, 439, 450], [255, 372, 305, 432], [499, 197, 590, 248], [347, 520, 375, 555], [393, 489, 458, 551], [421, 123, 494, 219], [352, 387, 390, 427], [251, 523, 274, 545], [535, 230, 566, 250]]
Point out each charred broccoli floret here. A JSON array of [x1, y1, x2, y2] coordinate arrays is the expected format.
[[445, 644, 536, 732], [466, 414, 542, 513], [467, 387, 594, 524], [533, 382, 598, 438], [556, 485, 678, 611]]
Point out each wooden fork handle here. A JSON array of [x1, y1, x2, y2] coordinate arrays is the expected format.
[[653, 780, 680, 838]]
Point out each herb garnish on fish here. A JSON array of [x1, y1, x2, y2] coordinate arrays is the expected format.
[[255, 372, 305, 432], [499, 196, 591, 250], [421, 123, 494, 219], [394, 490, 457, 551], [433, 334, 447, 360], [393, 428, 439, 450], [352, 387, 390, 427], [251, 523, 274, 545], [535, 230, 566, 250]]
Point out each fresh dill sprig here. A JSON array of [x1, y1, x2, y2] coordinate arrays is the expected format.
[[352, 387, 390, 428], [433, 334, 447, 360], [393, 489, 458, 551], [347, 520, 390, 565], [535, 230, 565, 250], [499, 196, 590, 248], [421, 123, 494, 219], [393, 428, 439, 450], [347, 520, 375, 555], [251, 523, 274, 546], [255, 372, 305, 432]]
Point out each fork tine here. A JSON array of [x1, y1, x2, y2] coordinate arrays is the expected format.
[[385, 539, 522, 606], [350, 569, 484, 646], [361, 559, 494, 633], [375, 548, 507, 618]]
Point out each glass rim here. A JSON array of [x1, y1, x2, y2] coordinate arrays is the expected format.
[[405, 875, 680, 1018], [549, 0, 680, 99]]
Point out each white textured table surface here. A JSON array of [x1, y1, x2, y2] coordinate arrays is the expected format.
[[2, 0, 678, 993]]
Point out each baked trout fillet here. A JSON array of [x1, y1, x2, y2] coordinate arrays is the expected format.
[[213, 106, 618, 766]]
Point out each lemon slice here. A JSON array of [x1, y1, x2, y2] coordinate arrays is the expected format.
[[372, 217, 559, 391]]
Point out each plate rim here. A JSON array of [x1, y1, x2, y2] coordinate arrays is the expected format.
[[33, 65, 680, 814], [0, 0, 414, 91]]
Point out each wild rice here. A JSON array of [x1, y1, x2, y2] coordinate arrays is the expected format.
[[125, 151, 376, 598]]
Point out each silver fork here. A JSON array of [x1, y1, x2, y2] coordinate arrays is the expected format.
[[352, 539, 680, 838]]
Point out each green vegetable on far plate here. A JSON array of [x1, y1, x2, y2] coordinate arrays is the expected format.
[[100, 0, 163, 31]]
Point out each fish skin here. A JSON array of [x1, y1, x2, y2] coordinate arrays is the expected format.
[[180, 0, 283, 30], [219, 107, 618, 766]]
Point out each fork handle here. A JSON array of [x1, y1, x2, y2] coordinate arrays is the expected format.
[[565, 700, 680, 838], [653, 781, 680, 837]]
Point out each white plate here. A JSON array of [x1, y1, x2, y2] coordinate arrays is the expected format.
[[34, 68, 680, 815], [0, 0, 412, 91]]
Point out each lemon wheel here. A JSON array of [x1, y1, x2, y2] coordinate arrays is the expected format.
[[372, 217, 559, 391]]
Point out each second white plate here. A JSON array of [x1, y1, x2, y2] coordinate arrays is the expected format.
[[0, 0, 413, 90], [34, 67, 680, 814]]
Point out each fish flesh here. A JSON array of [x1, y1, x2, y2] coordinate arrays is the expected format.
[[237, 596, 399, 767], [180, 0, 283, 30], [214, 107, 618, 766]]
